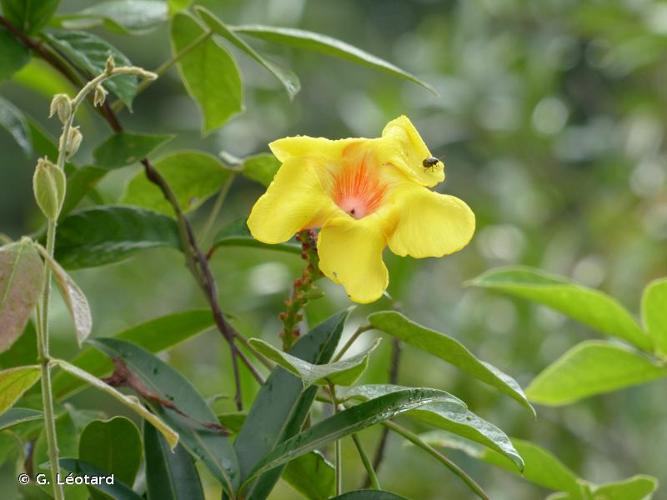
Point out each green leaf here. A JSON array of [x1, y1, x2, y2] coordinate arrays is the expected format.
[[240, 153, 280, 187], [642, 278, 667, 357], [470, 266, 651, 351], [211, 218, 300, 256], [89, 338, 240, 494], [93, 132, 173, 169], [0, 322, 37, 369], [45, 31, 138, 108], [60, 459, 143, 500], [58, 0, 168, 34], [216, 412, 246, 434], [53, 309, 213, 400], [0, 96, 31, 156], [79, 417, 142, 500], [1, 0, 59, 34], [368, 311, 533, 414], [0, 241, 44, 354], [0, 408, 41, 431], [62, 165, 107, 216], [235, 311, 347, 498], [121, 151, 231, 216], [591, 475, 658, 500], [340, 385, 523, 470], [0, 25, 30, 80], [144, 422, 205, 500], [195, 7, 300, 98], [245, 388, 454, 484], [52, 358, 179, 448], [55, 206, 181, 269], [331, 492, 408, 500], [526, 341, 667, 405], [283, 451, 334, 500], [171, 12, 243, 133], [249, 338, 379, 387], [0, 365, 41, 415], [231, 24, 435, 94]]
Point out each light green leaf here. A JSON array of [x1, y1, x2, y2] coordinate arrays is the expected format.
[[642, 278, 667, 357], [93, 132, 173, 169], [0, 96, 31, 156], [12, 57, 75, 98], [121, 151, 231, 216], [470, 266, 651, 351], [53, 309, 214, 400], [0, 366, 41, 415], [331, 492, 408, 500], [1, 0, 59, 34], [0, 407, 41, 431], [341, 385, 523, 470], [591, 475, 658, 500], [249, 337, 380, 387], [368, 311, 533, 414], [195, 7, 300, 98], [0, 241, 44, 354], [216, 412, 246, 434], [231, 24, 435, 94], [211, 218, 300, 256], [240, 153, 280, 187], [168, 0, 191, 15], [526, 341, 667, 405], [58, 0, 168, 34], [0, 26, 30, 80], [45, 31, 138, 108], [52, 358, 179, 449], [60, 459, 143, 500], [55, 206, 181, 269], [283, 451, 334, 500], [171, 12, 243, 134]]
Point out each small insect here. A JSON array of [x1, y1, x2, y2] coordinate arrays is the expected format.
[[422, 156, 440, 170]]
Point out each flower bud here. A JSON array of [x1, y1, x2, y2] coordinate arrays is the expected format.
[[93, 84, 108, 107], [33, 158, 66, 221], [105, 55, 115, 74], [60, 126, 83, 158], [49, 94, 72, 124]]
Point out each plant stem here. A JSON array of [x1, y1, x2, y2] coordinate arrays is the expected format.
[[351, 433, 380, 490], [383, 421, 489, 500], [333, 325, 373, 362], [328, 383, 343, 496], [201, 173, 236, 245]]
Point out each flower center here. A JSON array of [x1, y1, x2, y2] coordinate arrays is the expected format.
[[332, 161, 385, 219]]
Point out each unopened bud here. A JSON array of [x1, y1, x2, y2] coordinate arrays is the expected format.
[[138, 69, 158, 81], [33, 158, 66, 220], [60, 126, 83, 158], [105, 55, 115, 74], [93, 84, 108, 107], [49, 94, 72, 124]]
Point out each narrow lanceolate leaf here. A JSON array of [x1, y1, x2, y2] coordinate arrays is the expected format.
[[0, 408, 41, 431], [249, 338, 380, 387], [211, 219, 300, 256], [144, 422, 205, 500], [89, 338, 240, 494], [0, 26, 30, 80], [239, 153, 280, 187], [60, 459, 143, 500], [55, 206, 181, 269], [526, 341, 667, 405], [53, 310, 214, 400], [195, 7, 300, 98], [340, 385, 523, 470], [37, 248, 92, 346], [0, 366, 41, 415], [171, 12, 243, 134], [59, 0, 168, 34], [283, 451, 334, 500], [331, 492, 408, 500], [0, 241, 44, 354], [230, 24, 435, 94], [470, 266, 651, 351], [45, 31, 138, 108], [0, 96, 32, 156], [642, 278, 667, 357], [369, 311, 533, 414], [93, 132, 174, 169], [121, 152, 232, 216], [53, 358, 179, 449], [245, 388, 453, 484], [591, 475, 658, 500], [236, 311, 347, 499], [0, 0, 60, 34]]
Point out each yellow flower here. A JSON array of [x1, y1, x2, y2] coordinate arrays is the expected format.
[[248, 116, 475, 303]]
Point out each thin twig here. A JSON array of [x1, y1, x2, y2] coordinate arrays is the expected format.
[[351, 433, 380, 490], [333, 324, 373, 362], [328, 382, 343, 496]]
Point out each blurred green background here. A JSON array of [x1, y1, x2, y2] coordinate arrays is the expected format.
[[2, 0, 667, 498]]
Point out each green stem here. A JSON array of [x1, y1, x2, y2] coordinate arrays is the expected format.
[[333, 325, 373, 362], [201, 173, 236, 245], [383, 421, 489, 500], [328, 383, 343, 495], [351, 433, 380, 490]]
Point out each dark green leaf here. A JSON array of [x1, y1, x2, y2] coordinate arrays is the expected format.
[[0, 322, 37, 369], [1, 0, 59, 34], [0, 96, 31, 156], [60, 459, 143, 500], [231, 24, 435, 94], [0, 241, 44, 354], [331, 492, 408, 500], [642, 278, 667, 357], [591, 475, 658, 500], [144, 422, 205, 500], [59, 0, 168, 34], [89, 338, 240, 494], [55, 206, 181, 269], [53, 310, 214, 400], [45, 31, 138, 108], [93, 132, 173, 169], [121, 151, 231, 216], [0, 408, 41, 431], [195, 7, 300, 98], [283, 451, 334, 500], [240, 153, 280, 187], [526, 341, 667, 405], [62, 165, 107, 215], [0, 26, 30, 80], [369, 311, 533, 414], [216, 412, 246, 434], [470, 266, 651, 351], [171, 12, 243, 133], [211, 218, 300, 255]]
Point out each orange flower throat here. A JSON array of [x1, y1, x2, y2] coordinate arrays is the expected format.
[[332, 162, 386, 219]]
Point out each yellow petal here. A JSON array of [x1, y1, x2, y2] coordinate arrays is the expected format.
[[388, 187, 475, 258], [379, 115, 445, 187], [270, 136, 361, 163], [247, 157, 337, 244], [318, 216, 389, 304]]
